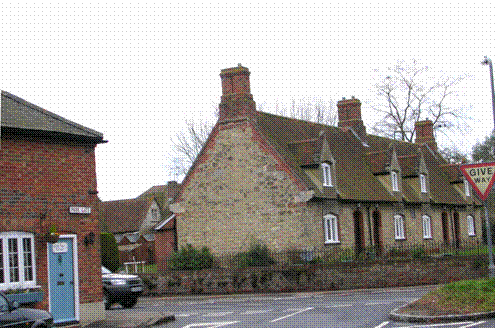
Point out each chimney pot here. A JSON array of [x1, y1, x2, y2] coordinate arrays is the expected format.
[[337, 97, 367, 142], [218, 65, 256, 121], [415, 119, 437, 151]]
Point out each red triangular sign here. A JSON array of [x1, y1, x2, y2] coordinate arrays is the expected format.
[[460, 162, 495, 201]]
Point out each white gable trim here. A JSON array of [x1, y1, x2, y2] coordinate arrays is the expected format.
[[155, 214, 175, 230]]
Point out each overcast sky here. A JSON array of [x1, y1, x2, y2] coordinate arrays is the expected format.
[[2, 2, 495, 201]]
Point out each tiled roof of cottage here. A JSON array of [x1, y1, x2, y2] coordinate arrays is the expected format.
[[101, 198, 154, 234], [138, 182, 181, 200], [254, 111, 470, 205], [1, 91, 104, 142], [256, 112, 394, 202]]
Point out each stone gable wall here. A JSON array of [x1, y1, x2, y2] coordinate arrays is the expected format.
[[176, 121, 317, 254]]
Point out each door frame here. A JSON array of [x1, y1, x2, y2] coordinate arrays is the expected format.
[[47, 234, 80, 323]]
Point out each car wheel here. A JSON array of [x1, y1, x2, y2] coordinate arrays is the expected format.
[[103, 291, 112, 310], [120, 298, 137, 308]]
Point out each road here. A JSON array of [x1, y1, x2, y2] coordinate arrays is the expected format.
[[118, 287, 495, 327]]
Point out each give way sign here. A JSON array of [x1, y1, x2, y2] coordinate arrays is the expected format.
[[460, 162, 495, 201]]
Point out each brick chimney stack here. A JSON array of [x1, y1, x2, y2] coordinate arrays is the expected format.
[[415, 119, 437, 151], [219, 65, 256, 121], [337, 97, 367, 142]]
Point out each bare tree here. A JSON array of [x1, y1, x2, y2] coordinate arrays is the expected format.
[[167, 119, 214, 179], [168, 98, 337, 178], [371, 59, 471, 144]]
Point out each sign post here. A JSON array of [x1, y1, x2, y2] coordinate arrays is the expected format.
[[460, 162, 495, 278]]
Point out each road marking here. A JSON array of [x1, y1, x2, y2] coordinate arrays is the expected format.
[[374, 322, 389, 328], [270, 307, 313, 323], [406, 322, 473, 328], [240, 309, 272, 315], [182, 321, 238, 328], [365, 301, 393, 305], [325, 304, 353, 308], [203, 312, 233, 317], [459, 322, 485, 328]]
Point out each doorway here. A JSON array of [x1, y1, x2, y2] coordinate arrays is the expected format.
[[441, 212, 449, 244], [453, 212, 461, 248], [353, 210, 365, 257], [372, 211, 382, 256], [48, 235, 79, 324]]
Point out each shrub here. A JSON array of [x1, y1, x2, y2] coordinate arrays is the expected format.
[[236, 244, 276, 268], [100, 232, 120, 272], [411, 246, 426, 259], [168, 244, 214, 270]]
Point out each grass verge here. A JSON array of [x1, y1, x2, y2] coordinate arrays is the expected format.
[[400, 278, 495, 316]]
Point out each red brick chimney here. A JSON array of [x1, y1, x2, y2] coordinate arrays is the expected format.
[[415, 119, 437, 151], [219, 65, 256, 121], [337, 97, 367, 142]]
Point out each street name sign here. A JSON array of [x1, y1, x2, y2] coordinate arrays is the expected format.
[[460, 162, 495, 201]]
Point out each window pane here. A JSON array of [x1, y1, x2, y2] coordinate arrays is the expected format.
[[467, 216, 475, 236], [8, 238, 19, 283], [0, 240, 3, 284], [23, 238, 33, 281]]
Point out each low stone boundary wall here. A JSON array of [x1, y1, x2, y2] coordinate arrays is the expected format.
[[139, 255, 487, 296]]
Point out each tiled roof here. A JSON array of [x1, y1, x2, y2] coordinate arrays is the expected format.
[[254, 111, 471, 205], [1, 91, 104, 142], [256, 112, 394, 202], [138, 182, 181, 200], [101, 198, 153, 233]]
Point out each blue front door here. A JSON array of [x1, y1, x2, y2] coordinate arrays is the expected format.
[[48, 237, 76, 323]]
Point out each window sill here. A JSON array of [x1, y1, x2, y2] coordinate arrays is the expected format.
[[468, 234, 477, 237], [324, 241, 340, 245], [394, 237, 406, 241], [423, 237, 433, 240]]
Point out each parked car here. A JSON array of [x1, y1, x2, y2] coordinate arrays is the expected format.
[[0, 292, 53, 327], [101, 266, 143, 309]]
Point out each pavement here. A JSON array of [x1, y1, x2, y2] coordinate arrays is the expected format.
[[390, 305, 495, 323], [82, 310, 175, 328]]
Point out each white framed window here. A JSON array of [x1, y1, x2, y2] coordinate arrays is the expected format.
[[467, 215, 476, 236], [324, 214, 339, 243], [422, 215, 432, 239], [322, 163, 333, 187], [151, 208, 159, 222], [391, 171, 399, 192], [464, 179, 471, 197], [420, 174, 427, 193], [0, 232, 36, 289], [394, 214, 405, 240]]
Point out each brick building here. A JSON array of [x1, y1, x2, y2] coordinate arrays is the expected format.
[[0, 91, 105, 325], [169, 66, 482, 257], [101, 181, 180, 269]]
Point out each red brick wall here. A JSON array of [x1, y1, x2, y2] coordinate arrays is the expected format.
[[0, 136, 103, 309], [118, 236, 156, 265], [155, 230, 175, 273]]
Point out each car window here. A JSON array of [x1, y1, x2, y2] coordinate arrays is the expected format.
[[101, 266, 111, 274], [0, 295, 9, 312]]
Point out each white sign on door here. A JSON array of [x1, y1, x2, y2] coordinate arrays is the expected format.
[[52, 242, 68, 253]]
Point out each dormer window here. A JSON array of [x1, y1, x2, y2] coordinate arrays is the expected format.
[[464, 179, 471, 197], [391, 171, 399, 192], [420, 174, 427, 193], [322, 163, 333, 187]]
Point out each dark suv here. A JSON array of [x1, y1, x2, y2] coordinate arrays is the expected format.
[[101, 266, 143, 309]]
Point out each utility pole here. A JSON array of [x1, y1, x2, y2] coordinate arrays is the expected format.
[[481, 56, 495, 278]]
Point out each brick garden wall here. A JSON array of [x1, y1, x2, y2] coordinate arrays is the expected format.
[[140, 255, 487, 296]]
